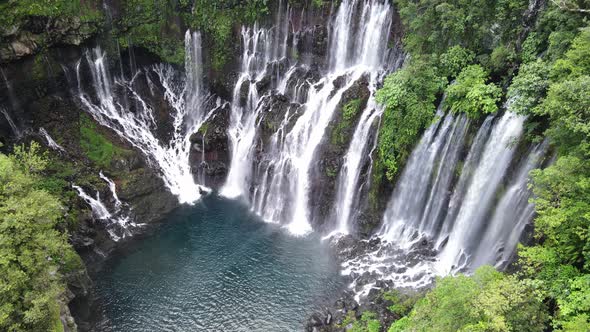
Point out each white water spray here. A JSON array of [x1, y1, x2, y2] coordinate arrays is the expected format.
[[78, 31, 213, 204], [221, 0, 394, 236], [39, 128, 66, 153]]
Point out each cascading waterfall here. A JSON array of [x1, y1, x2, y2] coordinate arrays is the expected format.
[[1, 107, 21, 138], [28, 0, 550, 304], [327, 95, 384, 237], [221, 0, 394, 236], [77, 30, 215, 204], [39, 127, 66, 153], [73, 185, 111, 219], [220, 23, 287, 200], [342, 108, 548, 300], [100, 171, 123, 209], [470, 139, 549, 269], [379, 110, 470, 248], [1, 68, 23, 138], [72, 184, 133, 241], [436, 112, 526, 274]]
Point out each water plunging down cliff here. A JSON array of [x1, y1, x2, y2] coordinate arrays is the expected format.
[[77, 32, 217, 205], [70, 0, 550, 302], [220, 0, 397, 236], [342, 110, 549, 299]]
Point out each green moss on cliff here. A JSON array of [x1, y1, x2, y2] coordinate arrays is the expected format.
[[116, 0, 270, 68], [331, 98, 363, 146], [79, 114, 127, 168], [0, 0, 102, 27]]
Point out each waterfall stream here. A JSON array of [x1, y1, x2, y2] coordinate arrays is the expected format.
[[39, 127, 66, 153], [77, 32, 214, 205], [73, 184, 133, 241], [1, 107, 21, 138], [342, 108, 549, 300], [221, 0, 394, 236], [99, 171, 123, 210]]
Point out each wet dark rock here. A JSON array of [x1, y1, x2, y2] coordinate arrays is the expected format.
[[188, 98, 231, 188], [238, 79, 251, 106], [308, 74, 371, 231], [297, 24, 329, 68]]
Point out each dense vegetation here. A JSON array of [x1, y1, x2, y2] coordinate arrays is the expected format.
[[0, 143, 82, 332], [389, 266, 548, 332], [0, 0, 102, 28], [357, 0, 590, 331]]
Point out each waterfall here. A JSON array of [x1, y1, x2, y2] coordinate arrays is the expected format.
[[220, 23, 285, 200], [184, 31, 206, 127], [73, 183, 133, 241], [326, 93, 385, 238], [39, 128, 66, 153], [436, 112, 526, 274], [73, 185, 112, 219], [379, 111, 470, 248], [99, 171, 123, 209], [341, 108, 547, 300], [1, 107, 21, 138], [470, 139, 549, 269], [1, 68, 23, 137], [221, 0, 394, 236], [78, 30, 214, 204]]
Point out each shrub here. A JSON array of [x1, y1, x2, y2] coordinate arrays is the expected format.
[[445, 65, 502, 117]]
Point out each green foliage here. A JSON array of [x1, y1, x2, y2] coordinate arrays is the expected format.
[[506, 60, 549, 115], [388, 316, 410, 332], [540, 76, 590, 155], [0, 143, 81, 331], [529, 156, 590, 270], [311, 0, 326, 8], [555, 275, 590, 330], [325, 165, 337, 178], [382, 290, 418, 317], [395, 0, 529, 56], [0, 0, 102, 28], [331, 98, 364, 146], [117, 0, 270, 66], [489, 45, 517, 74], [536, 2, 589, 61], [510, 33, 590, 329], [376, 60, 445, 179], [438, 45, 475, 78], [79, 114, 126, 168], [550, 28, 590, 82], [117, 0, 185, 65], [521, 32, 541, 63], [344, 311, 381, 332], [397, 266, 548, 332], [445, 65, 502, 117]]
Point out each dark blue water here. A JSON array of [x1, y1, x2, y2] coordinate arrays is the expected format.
[[94, 196, 344, 331]]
